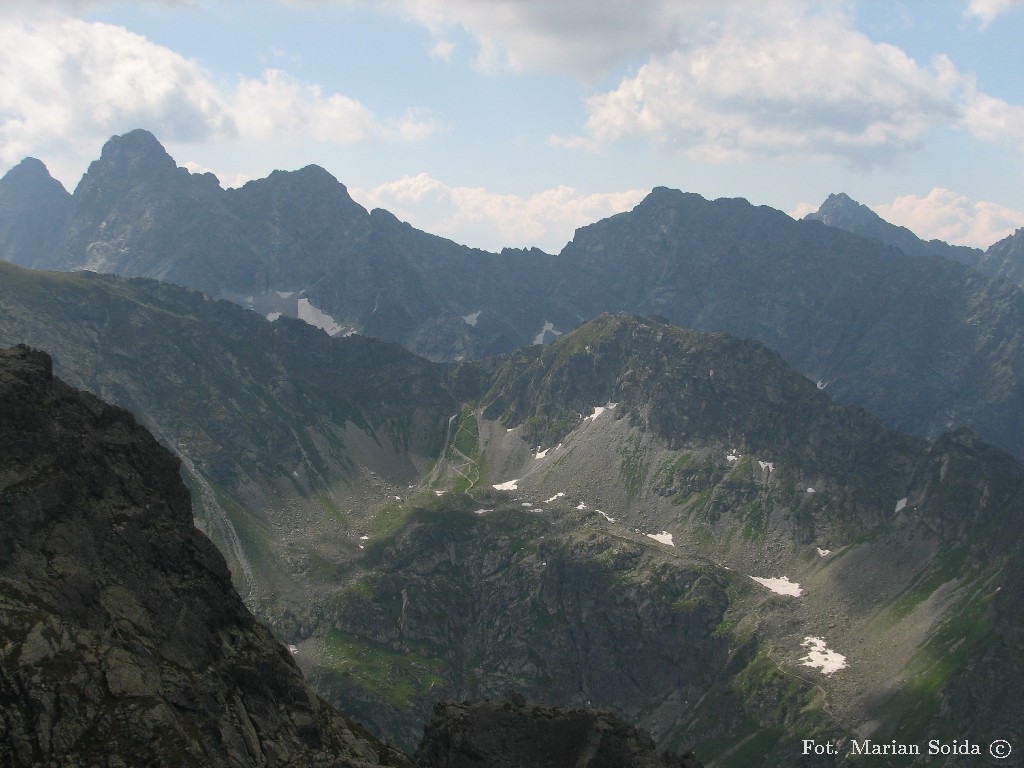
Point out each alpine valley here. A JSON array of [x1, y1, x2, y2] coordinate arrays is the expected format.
[[1, 131, 1023, 767]]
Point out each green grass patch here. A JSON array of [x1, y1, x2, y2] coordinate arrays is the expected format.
[[619, 436, 649, 501], [321, 629, 444, 708]]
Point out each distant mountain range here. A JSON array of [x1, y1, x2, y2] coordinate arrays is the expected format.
[[3, 129, 1024, 765], [3, 129, 1024, 459]]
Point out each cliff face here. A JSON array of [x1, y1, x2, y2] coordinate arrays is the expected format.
[[0, 345, 410, 768]]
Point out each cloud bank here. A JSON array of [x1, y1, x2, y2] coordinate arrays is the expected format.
[[0, 10, 440, 183]]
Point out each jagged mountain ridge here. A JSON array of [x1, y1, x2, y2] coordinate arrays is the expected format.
[[3, 130, 1024, 460], [806, 191, 1024, 291], [1, 262, 1022, 765], [803, 192, 985, 269]]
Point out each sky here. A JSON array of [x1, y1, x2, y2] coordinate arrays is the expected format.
[[2, 0, 1024, 253]]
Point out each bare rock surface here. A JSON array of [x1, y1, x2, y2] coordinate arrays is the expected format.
[[0, 345, 411, 768]]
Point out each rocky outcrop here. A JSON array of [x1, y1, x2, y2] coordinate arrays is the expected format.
[[413, 697, 702, 768], [0, 345, 411, 767]]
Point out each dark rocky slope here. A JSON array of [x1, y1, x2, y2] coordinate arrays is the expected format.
[[414, 697, 703, 768], [0, 343, 709, 767], [0, 345, 411, 768], [980, 227, 1024, 287], [0, 261, 460, 604]]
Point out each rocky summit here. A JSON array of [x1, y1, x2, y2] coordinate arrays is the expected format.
[[0, 345, 411, 768]]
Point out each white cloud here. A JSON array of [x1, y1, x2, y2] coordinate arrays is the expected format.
[[396, 0, 708, 79], [405, 1, 1024, 166], [352, 173, 646, 251], [0, 10, 441, 185], [558, 9, 966, 167], [964, 0, 1022, 27], [429, 39, 456, 63], [874, 188, 1024, 248]]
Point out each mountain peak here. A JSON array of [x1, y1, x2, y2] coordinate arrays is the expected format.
[[805, 192, 985, 269], [1, 156, 64, 190], [641, 186, 706, 209], [88, 128, 177, 183], [0, 158, 72, 268], [806, 191, 880, 228]]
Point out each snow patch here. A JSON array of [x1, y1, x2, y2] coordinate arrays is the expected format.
[[462, 310, 481, 326], [532, 320, 564, 345], [596, 510, 616, 523], [521, 502, 535, 508], [585, 402, 618, 421], [726, 451, 741, 462], [359, 535, 369, 541], [544, 492, 565, 503], [800, 637, 847, 675], [297, 298, 344, 335], [473, 509, 492, 515], [758, 460, 775, 473], [806, 487, 816, 494], [647, 531, 674, 546], [276, 290, 294, 299], [287, 644, 299, 654], [576, 502, 588, 510], [266, 312, 282, 322], [751, 576, 803, 596], [894, 497, 908, 513], [534, 447, 550, 459], [493, 479, 520, 491], [816, 547, 831, 557]]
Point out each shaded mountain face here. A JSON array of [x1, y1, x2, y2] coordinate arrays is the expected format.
[[558, 188, 1024, 458], [2, 262, 1023, 766], [4, 131, 1024, 460], [0, 345, 411, 768], [414, 698, 703, 768], [980, 226, 1024, 287], [0, 157, 71, 268], [0, 260, 460, 603], [803, 192, 984, 269]]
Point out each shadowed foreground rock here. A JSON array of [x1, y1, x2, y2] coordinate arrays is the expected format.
[[0, 345, 410, 768], [413, 698, 703, 768]]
